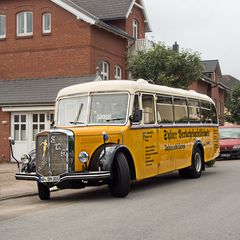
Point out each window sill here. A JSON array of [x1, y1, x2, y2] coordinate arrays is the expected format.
[[42, 32, 51, 36], [0, 37, 6, 41], [16, 35, 33, 40]]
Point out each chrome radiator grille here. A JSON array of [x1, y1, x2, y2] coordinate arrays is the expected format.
[[36, 132, 68, 176]]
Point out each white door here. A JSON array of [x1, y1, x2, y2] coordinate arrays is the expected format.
[[11, 112, 54, 161], [11, 113, 29, 162]]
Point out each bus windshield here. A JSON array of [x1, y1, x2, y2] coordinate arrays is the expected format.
[[57, 93, 129, 126]]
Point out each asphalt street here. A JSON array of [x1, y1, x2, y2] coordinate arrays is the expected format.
[[0, 160, 240, 240]]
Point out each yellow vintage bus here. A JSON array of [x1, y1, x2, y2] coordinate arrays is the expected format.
[[16, 79, 220, 200]]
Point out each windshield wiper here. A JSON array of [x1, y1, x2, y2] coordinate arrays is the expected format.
[[105, 117, 126, 122], [70, 104, 84, 125]]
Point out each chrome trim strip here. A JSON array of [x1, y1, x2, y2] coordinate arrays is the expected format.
[[130, 123, 219, 130], [16, 173, 39, 181], [16, 171, 111, 183]]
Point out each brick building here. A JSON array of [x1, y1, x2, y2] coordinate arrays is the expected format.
[[0, 0, 151, 162], [190, 60, 229, 126]]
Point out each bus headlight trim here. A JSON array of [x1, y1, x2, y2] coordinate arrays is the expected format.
[[21, 154, 30, 165], [78, 151, 89, 164]]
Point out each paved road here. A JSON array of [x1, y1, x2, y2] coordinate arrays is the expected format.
[[1, 160, 240, 240]]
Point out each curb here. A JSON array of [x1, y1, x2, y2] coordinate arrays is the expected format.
[[0, 192, 38, 202], [0, 187, 59, 202]]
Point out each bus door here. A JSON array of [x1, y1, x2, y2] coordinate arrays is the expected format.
[[156, 95, 175, 173], [142, 94, 159, 178]]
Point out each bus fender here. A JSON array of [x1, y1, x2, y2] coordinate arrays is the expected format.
[[99, 145, 134, 175], [192, 140, 205, 171]]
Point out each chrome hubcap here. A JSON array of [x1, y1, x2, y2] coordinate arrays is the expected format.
[[195, 153, 202, 172]]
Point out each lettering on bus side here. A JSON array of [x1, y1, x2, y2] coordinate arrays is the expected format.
[[143, 131, 158, 167], [163, 128, 210, 152], [164, 129, 210, 142]]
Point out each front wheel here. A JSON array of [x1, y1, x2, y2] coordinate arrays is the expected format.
[[108, 152, 130, 198], [37, 182, 50, 200]]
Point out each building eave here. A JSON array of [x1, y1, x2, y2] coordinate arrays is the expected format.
[[51, 0, 96, 25], [51, 0, 132, 39]]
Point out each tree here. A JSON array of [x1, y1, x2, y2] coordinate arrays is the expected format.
[[225, 83, 240, 124], [128, 43, 203, 89]]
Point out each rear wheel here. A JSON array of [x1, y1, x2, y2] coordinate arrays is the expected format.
[[108, 152, 130, 197], [37, 182, 50, 200], [179, 147, 203, 178]]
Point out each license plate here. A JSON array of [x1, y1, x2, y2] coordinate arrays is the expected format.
[[40, 176, 60, 183], [221, 153, 230, 158]]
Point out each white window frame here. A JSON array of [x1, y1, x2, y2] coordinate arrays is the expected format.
[[133, 19, 139, 39], [101, 61, 109, 80], [115, 65, 122, 80], [42, 12, 51, 34], [17, 11, 33, 37], [0, 15, 6, 39]]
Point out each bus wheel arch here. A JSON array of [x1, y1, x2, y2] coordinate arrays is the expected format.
[[116, 147, 136, 181], [179, 142, 204, 178], [89, 144, 136, 181]]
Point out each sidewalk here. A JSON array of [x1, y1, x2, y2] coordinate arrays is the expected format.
[[0, 163, 37, 201]]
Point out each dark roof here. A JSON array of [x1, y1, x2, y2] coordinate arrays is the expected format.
[[0, 76, 95, 106], [55, 0, 151, 32], [220, 75, 240, 90], [202, 60, 219, 73], [70, 0, 132, 20]]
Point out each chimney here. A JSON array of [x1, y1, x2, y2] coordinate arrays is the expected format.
[[173, 42, 179, 53]]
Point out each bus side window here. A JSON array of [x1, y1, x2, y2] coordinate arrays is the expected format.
[[142, 94, 155, 124], [201, 101, 212, 123], [133, 94, 139, 112], [156, 95, 173, 124], [211, 103, 218, 124], [188, 99, 201, 123], [174, 98, 188, 123]]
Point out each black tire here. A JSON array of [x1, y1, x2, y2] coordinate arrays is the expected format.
[[179, 147, 203, 179], [108, 152, 130, 198], [38, 182, 50, 200]]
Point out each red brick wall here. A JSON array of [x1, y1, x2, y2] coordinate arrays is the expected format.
[[189, 80, 211, 97], [0, 0, 111, 80], [0, 108, 10, 162], [0, 0, 148, 81], [91, 26, 127, 79], [126, 5, 146, 39], [107, 19, 126, 32]]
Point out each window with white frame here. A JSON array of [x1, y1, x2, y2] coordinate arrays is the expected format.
[[17, 11, 33, 36], [115, 65, 122, 80], [42, 13, 51, 34], [13, 114, 27, 141], [0, 15, 6, 39], [101, 61, 109, 80], [133, 19, 139, 39]]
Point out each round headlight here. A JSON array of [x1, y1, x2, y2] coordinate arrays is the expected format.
[[21, 154, 30, 164], [78, 151, 89, 164]]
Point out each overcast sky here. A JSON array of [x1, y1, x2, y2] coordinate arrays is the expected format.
[[145, 0, 240, 79]]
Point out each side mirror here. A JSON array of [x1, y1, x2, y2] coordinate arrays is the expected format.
[[9, 137, 15, 145], [130, 109, 142, 123], [50, 120, 55, 128]]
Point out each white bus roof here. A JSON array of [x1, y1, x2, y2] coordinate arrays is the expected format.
[[57, 79, 214, 103]]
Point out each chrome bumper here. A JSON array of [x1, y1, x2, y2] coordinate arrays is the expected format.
[[16, 171, 111, 183]]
